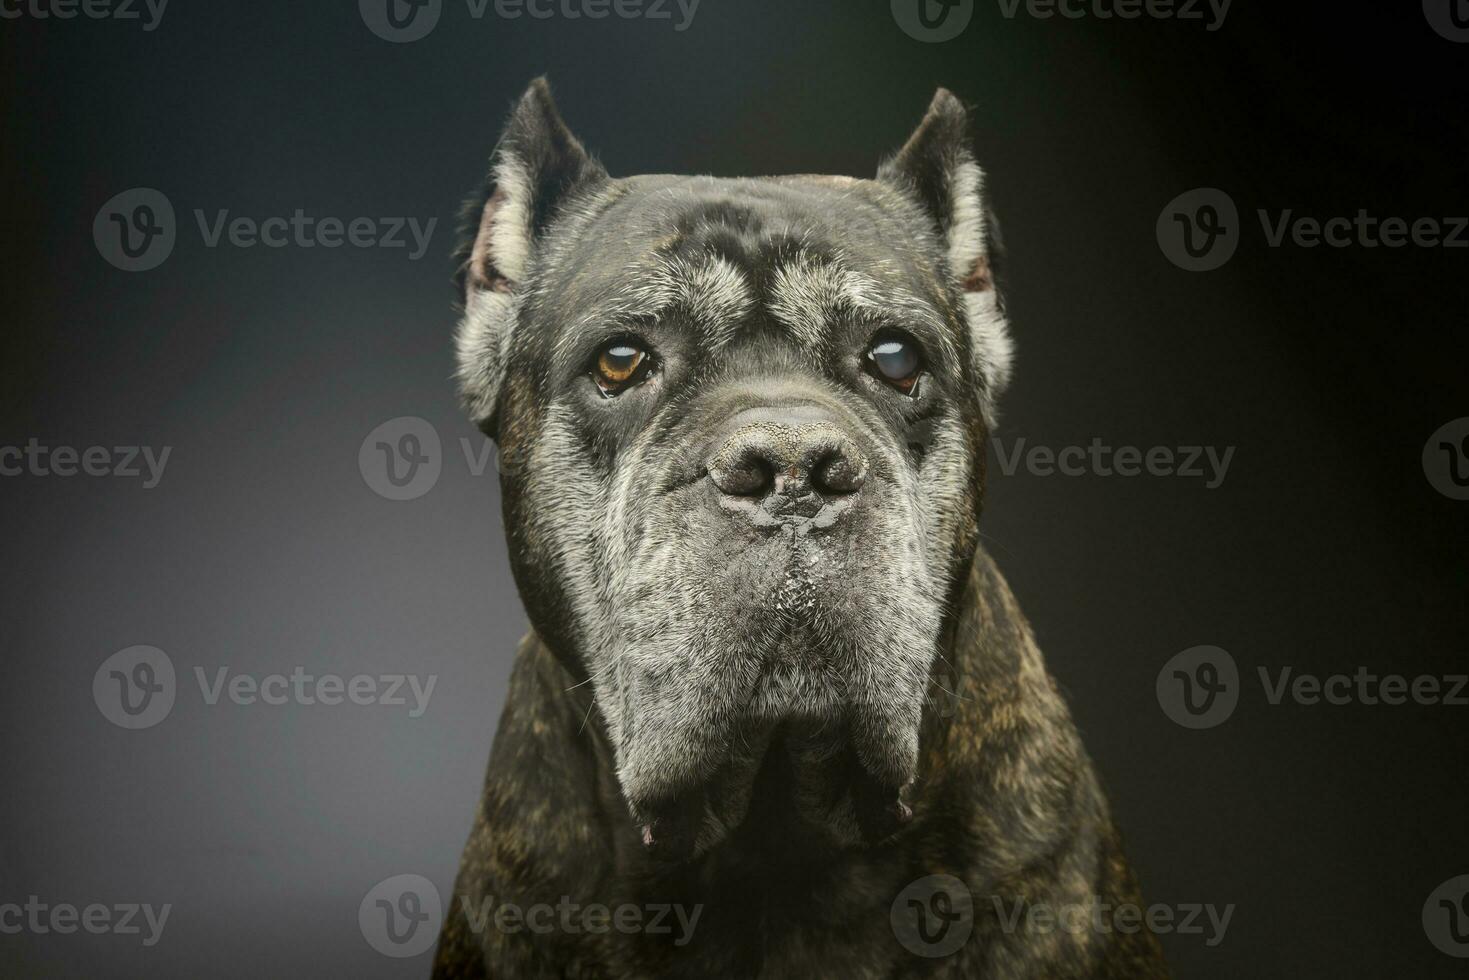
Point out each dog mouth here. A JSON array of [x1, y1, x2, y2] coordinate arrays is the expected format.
[[607, 469, 939, 866], [609, 603, 931, 866]]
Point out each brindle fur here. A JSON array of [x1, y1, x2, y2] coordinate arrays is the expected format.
[[433, 555, 1164, 978]]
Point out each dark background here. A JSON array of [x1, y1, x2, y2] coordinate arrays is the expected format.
[[3, 1, 1467, 976]]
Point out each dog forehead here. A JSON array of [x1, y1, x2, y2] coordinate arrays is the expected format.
[[534, 174, 953, 356], [609, 173, 916, 251]]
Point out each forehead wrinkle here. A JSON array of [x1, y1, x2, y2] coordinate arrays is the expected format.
[[765, 253, 854, 349], [548, 251, 758, 366], [766, 253, 958, 369], [662, 254, 756, 354], [547, 253, 679, 366]]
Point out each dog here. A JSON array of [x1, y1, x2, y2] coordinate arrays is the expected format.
[[431, 78, 1169, 979]]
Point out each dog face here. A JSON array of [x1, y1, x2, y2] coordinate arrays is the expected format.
[[455, 80, 1013, 858]]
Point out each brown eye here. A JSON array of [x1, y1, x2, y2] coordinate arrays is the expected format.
[[593, 341, 653, 396], [864, 333, 923, 395]]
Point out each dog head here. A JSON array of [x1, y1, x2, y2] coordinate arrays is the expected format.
[[455, 79, 1013, 859]]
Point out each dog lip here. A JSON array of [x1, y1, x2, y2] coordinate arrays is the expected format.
[[718, 492, 856, 533], [631, 786, 706, 865], [851, 767, 917, 844]]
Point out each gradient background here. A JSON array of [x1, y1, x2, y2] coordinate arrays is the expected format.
[[3, 1, 1468, 976]]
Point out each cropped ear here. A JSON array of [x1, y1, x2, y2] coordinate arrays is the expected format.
[[878, 89, 1013, 427], [455, 77, 608, 432]]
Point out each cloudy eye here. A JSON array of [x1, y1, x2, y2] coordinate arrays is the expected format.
[[864, 332, 924, 395], [593, 340, 654, 397]]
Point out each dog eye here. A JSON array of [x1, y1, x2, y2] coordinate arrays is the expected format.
[[593, 340, 654, 397], [864, 332, 924, 395]]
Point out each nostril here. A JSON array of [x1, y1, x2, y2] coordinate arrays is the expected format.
[[812, 449, 867, 496], [709, 414, 867, 503], [709, 449, 774, 498]]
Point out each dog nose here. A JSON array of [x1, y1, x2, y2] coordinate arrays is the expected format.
[[707, 408, 868, 505]]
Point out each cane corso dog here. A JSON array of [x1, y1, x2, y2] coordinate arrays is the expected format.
[[432, 79, 1168, 978]]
